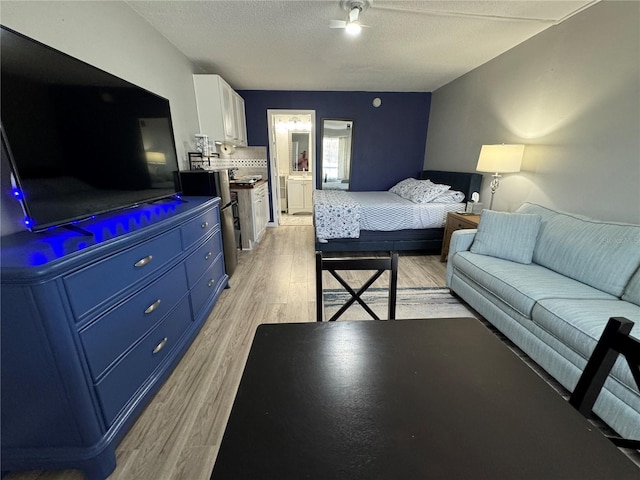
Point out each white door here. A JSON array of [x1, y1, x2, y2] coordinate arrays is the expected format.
[[303, 180, 313, 209], [268, 115, 281, 224], [288, 179, 304, 212]]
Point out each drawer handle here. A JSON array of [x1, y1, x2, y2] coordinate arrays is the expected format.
[[152, 337, 168, 354], [134, 255, 153, 268], [205, 252, 213, 261], [201, 221, 209, 229], [208, 279, 215, 288], [144, 299, 161, 314]]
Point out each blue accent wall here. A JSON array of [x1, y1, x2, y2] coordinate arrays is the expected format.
[[238, 91, 431, 191]]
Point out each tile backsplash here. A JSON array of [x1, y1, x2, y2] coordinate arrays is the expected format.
[[211, 158, 267, 169], [184, 146, 268, 174], [206, 146, 268, 178]]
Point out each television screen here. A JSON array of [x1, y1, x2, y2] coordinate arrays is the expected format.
[[1, 26, 181, 231]]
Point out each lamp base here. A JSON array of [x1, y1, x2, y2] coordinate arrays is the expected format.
[[488, 173, 501, 210]]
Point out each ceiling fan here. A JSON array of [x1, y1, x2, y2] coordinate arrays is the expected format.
[[329, 0, 372, 35]]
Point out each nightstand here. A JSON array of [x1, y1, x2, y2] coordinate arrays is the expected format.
[[440, 212, 481, 262]]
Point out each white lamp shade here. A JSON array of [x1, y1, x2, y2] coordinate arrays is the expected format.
[[476, 144, 524, 173]]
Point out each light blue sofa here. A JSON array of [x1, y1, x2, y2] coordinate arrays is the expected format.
[[447, 203, 640, 439]]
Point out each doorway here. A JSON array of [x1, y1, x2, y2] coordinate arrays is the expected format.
[[266, 110, 316, 226]]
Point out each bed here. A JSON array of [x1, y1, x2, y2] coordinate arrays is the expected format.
[[314, 170, 482, 253]]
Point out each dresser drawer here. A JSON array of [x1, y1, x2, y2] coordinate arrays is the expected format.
[[80, 264, 189, 380], [95, 297, 192, 426], [184, 232, 223, 288], [451, 219, 477, 230], [190, 255, 225, 319], [64, 229, 182, 320], [181, 207, 220, 250]]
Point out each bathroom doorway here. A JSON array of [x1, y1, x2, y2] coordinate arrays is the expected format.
[[266, 110, 316, 226]]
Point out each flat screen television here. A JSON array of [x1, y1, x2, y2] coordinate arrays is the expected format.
[[1, 25, 181, 232]]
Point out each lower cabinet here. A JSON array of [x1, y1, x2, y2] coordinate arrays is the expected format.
[[232, 181, 269, 250], [0, 197, 228, 480], [253, 182, 269, 241], [287, 177, 313, 214]]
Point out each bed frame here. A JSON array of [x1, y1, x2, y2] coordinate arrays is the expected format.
[[314, 170, 482, 253]]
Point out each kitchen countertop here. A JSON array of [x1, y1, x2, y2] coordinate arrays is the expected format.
[[229, 178, 268, 190]]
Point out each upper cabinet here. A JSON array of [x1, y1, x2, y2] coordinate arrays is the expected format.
[[233, 94, 247, 146], [193, 74, 248, 147]]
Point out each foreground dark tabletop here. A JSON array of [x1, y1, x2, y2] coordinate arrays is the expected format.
[[211, 319, 639, 479]]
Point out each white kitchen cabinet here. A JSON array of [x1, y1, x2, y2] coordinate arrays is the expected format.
[[252, 182, 269, 244], [233, 94, 247, 146], [193, 74, 247, 147], [232, 182, 269, 250], [287, 177, 313, 214]]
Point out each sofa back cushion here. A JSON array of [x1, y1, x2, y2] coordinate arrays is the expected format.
[[470, 210, 541, 264], [516, 203, 640, 297], [623, 267, 640, 306]]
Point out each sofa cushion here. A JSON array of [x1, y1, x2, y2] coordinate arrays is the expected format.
[[470, 210, 541, 264], [623, 267, 640, 307], [532, 298, 640, 361], [531, 298, 640, 398], [516, 203, 640, 297], [452, 251, 616, 318]]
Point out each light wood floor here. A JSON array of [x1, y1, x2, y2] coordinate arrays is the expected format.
[[8, 225, 447, 480]]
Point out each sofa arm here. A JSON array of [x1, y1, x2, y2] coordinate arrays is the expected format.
[[446, 229, 477, 287]]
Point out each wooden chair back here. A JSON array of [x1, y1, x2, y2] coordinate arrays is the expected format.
[[569, 316, 640, 449], [315, 251, 398, 322]]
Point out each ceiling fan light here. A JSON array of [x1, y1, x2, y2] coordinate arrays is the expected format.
[[348, 6, 361, 23], [345, 21, 362, 35]]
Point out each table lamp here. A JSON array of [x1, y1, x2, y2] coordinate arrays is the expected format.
[[476, 144, 524, 210]]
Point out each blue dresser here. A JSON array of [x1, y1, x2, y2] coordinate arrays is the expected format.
[[0, 197, 228, 479]]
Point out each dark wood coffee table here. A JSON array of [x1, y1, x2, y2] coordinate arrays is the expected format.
[[210, 319, 640, 479]]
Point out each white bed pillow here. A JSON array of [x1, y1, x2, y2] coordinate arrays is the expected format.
[[431, 190, 465, 203], [389, 178, 453, 203], [407, 180, 450, 204], [389, 178, 419, 199]]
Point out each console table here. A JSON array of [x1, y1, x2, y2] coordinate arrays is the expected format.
[[1, 196, 228, 479]]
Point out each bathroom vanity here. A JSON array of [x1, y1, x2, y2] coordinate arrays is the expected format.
[[287, 176, 313, 215]]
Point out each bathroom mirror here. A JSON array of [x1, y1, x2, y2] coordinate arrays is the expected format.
[[320, 119, 353, 190], [290, 131, 311, 173]]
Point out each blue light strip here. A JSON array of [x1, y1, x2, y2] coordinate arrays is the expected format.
[[11, 188, 23, 200], [23, 198, 184, 266]]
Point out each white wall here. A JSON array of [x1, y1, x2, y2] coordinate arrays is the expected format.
[[1, 1, 201, 236], [424, 1, 640, 223]]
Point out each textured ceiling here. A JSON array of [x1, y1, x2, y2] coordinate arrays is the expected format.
[[127, 0, 597, 92]]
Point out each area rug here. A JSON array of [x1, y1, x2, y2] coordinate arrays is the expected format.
[[323, 286, 479, 321], [280, 213, 313, 226]]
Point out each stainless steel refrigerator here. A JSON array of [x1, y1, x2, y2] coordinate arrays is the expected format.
[[178, 170, 238, 277]]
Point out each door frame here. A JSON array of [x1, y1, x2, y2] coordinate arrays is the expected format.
[[266, 109, 316, 226]]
